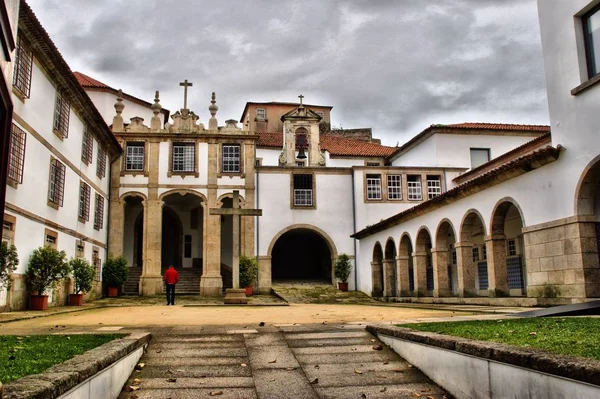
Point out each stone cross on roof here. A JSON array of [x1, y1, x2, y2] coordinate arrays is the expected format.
[[179, 79, 193, 109], [298, 94, 304, 105]]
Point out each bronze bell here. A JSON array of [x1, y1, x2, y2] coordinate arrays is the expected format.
[[297, 146, 307, 159]]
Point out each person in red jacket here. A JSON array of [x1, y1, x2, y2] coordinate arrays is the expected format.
[[163, 265, 179, 305]]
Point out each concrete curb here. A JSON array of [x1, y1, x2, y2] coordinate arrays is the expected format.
[[2, 332, 151, 399], [367, 324, 600, 387]]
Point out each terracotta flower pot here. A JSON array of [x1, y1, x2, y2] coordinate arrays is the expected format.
[[30, 294, 49, 310], [69, 293, 83, 306], [107, 286, 119, 297], [338, 282, 349, 292], [245, 286, 253, 296]]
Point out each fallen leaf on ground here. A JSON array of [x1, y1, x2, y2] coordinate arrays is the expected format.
[[372, 344, 383, 351], [156, 350, 162, 353], [376, 375, 386, 379], [421, 388, 430, 392], [286, 367, 296, 371], [354, 369, 362, 374], [370, 339, 376, 342], [128, 386, 140, 392], [310, 378, 319, 384], [268, 359, 277, 363], [529, 332, 537, 336], [259, 322, 265, 326], [241, 363, 247, 367], [134, 363, 145, 370], [131, 378, 141, 385], [209, 391, 223, 396], [427, 396, 436, 399], [314, 365, 320, 369], [380, 387, 387, 392], [407, 365, 413, 368], [351, 347, 357, 351], [410, 392, 420, 398], [166, 378, 177, 383]]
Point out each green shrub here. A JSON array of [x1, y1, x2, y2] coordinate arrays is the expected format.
[[70, 257, 95, 294], [239, 256, 258, 287], [27, 246, 69, 295], [334, 253, 352, 283], [0, 242, 18, 290], [102, 256, 129, 287]]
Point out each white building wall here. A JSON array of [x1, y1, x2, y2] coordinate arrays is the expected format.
[[256, 148, 280, 166], [392, 136, 438, 167]]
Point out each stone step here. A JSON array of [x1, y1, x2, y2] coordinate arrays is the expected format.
[[143, 347, 247, 359], [118, 388, 257, 399], [137, 365, 251, 378], [136, 377, 254, 389]]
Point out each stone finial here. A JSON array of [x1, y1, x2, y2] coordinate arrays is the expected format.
[[112, 89, 125, 132], [208, 92, 218, 130], [151, 90, 162, 131]]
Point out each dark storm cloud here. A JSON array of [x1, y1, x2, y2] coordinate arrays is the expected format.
[[27, 0, 548, 145]]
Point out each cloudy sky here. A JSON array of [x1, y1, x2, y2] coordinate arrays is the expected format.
[[27, 0, 549, 146]]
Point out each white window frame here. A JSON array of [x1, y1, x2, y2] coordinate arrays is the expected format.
[[366, 174, 382, 200], [256, 108, 266, 120], [407, 176, 422, 201], [387, 174, 402, 200], [172, 142, 195, 172], [125, 143, 145, 171], [222, 144, 241, 173], [427, 176, 442, 199]]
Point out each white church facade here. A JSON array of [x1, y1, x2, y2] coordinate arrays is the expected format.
[[2, 0, 600, 309]]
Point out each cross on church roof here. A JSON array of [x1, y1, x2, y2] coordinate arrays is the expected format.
[[298, 94, 304, 105], [179, 79, 193, 109]]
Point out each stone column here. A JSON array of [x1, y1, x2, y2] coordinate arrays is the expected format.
[[258, 256, 272, 294], [396, 255, 411, 296], [243, 141, 256, 257], [200, 141, 223, 296], [431, 247, 451, 297], [370, 261, 383, 297], [108, 199, 125, 257], [455, 241, 476, 297], [383, 260, 396, 297], [485, 235, 509, 297], [139, 199, 163, 295], [412, 251, 428, 297]]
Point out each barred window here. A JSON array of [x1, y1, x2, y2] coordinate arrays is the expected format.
[[407, 175, 422, 201], [427, 175, 442, 199], [507, 239, 517, 257], [482, 245, 487, 260], [53, 91, 70, 138], [13, 37, 33, 98], [92, 248, 101, 280], [366, 174, 382, 200], [78, 181, 91, 221], [173, 142, 195, 172], [256, 108, 266, 119], [223, 144, 241, 173], [8, 124, 26, 184], [96, 146, 106, 178], [48, 158, 66, 206], [293, 174, 313, 206], [94, 193, 104, 230], [81, 126, 93, 164], [387, 174, 402, 200], [472, 247, 480, 262], [125, 142, 144, 171]]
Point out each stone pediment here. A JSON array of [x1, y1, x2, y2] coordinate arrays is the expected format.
[[126, 116, 150, 132], [165, 109, 206, 133], [280, 105, 322, 122]]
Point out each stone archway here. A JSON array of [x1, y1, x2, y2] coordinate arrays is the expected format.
[[383, 238, 397, 297], [398, 233, 414, 296], [459, 210, 487, 297], [371, 242, 384, 297], [162, 207, 183, 268], [434, 219, 456, 297], [489, 198, 526, 297], [415, 227, 433, 297]]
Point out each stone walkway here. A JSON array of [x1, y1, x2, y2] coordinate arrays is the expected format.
[[118, 324, 447, 399]]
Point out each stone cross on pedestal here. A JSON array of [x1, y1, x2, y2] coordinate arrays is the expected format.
[[209, 190, 262, 303], [179, 79, 193, 109], [298, 94, 304, 105]]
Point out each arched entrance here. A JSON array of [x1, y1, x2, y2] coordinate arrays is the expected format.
[[271, 228, 333, 282], [434, 220, 456, 297], [384, 238, 397, 297], [415, 228, 433, 296], [123, 195, 144, 268], [162, 207, 183, 268], [490, 199, 526, 296], [371, 243, 384, 297], [459, 210, 487, 297], [398, 234, 414, 296]]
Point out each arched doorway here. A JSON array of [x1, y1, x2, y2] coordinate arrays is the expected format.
[[384, 238, 397, 297], [399, 234, 414, 296], [490, 199, 525, 296], [162, 207, 183, 268], [415, 228, 433, 296], [271, 228, 333, 282], [434, 220, 457, 297], [459, 210, 487, 297], [371, 243, 384, 297], [123, 195, 144, 269]]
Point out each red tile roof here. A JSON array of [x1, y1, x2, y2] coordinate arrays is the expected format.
[[257, 132, 397, 157], [444, 123, 550, 132], [73, 71, 111, 89]]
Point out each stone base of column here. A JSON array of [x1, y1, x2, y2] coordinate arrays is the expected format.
[[458, 289, 477, 298], [398, 289, 412, 297], [433, 288, 453, 298], [200, 276, 223, 296], [139, 276, 163, 296], [224, 288, 248, 304]]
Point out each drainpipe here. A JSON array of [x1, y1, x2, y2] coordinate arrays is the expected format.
[[255, 146, 260, 293], [351, 169, 358, 291]]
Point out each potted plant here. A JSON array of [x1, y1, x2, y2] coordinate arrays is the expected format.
[[334, 253, 352, 292], [239, 255, 258, 296], [0, 242, 19, 294], [26, 246, 69, 310], [102, 256, 128, 297], [68, 257, 95, 306]]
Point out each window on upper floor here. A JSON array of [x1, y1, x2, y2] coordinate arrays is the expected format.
[[584, 5, 600, 78], [53, 91, 70, 138], [470, 148, 490, 169], [222, 144, 241, 173], [427, 175, 442, 199], [256, 108, 266, 120], [96, 146, 106, 179], [407, 175, 422, 201], [293, 174, 313, 207], [472, 246, 480, 262], [387, 174, 402, 200], [366, 174, 382, 200], [172, 142, 195, 172], [48, 158, 66, 208], [81, 126, 93, 165], [125, 142, 145, 171], [94, 193, 104, 230], [8, 124, 26, 185], [13, 37, 33, 98], [78, 181, 91, 222], [507, 239, 517, 257]]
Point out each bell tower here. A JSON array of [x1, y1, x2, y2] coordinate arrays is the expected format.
[[278, 95, 325, 167]]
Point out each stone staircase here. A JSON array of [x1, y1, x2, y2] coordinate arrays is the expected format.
[[123, 267, 143, 295]]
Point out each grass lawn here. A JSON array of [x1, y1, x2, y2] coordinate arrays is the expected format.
[[0, 334, 124, 383], [401, 317, 600, 360]]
